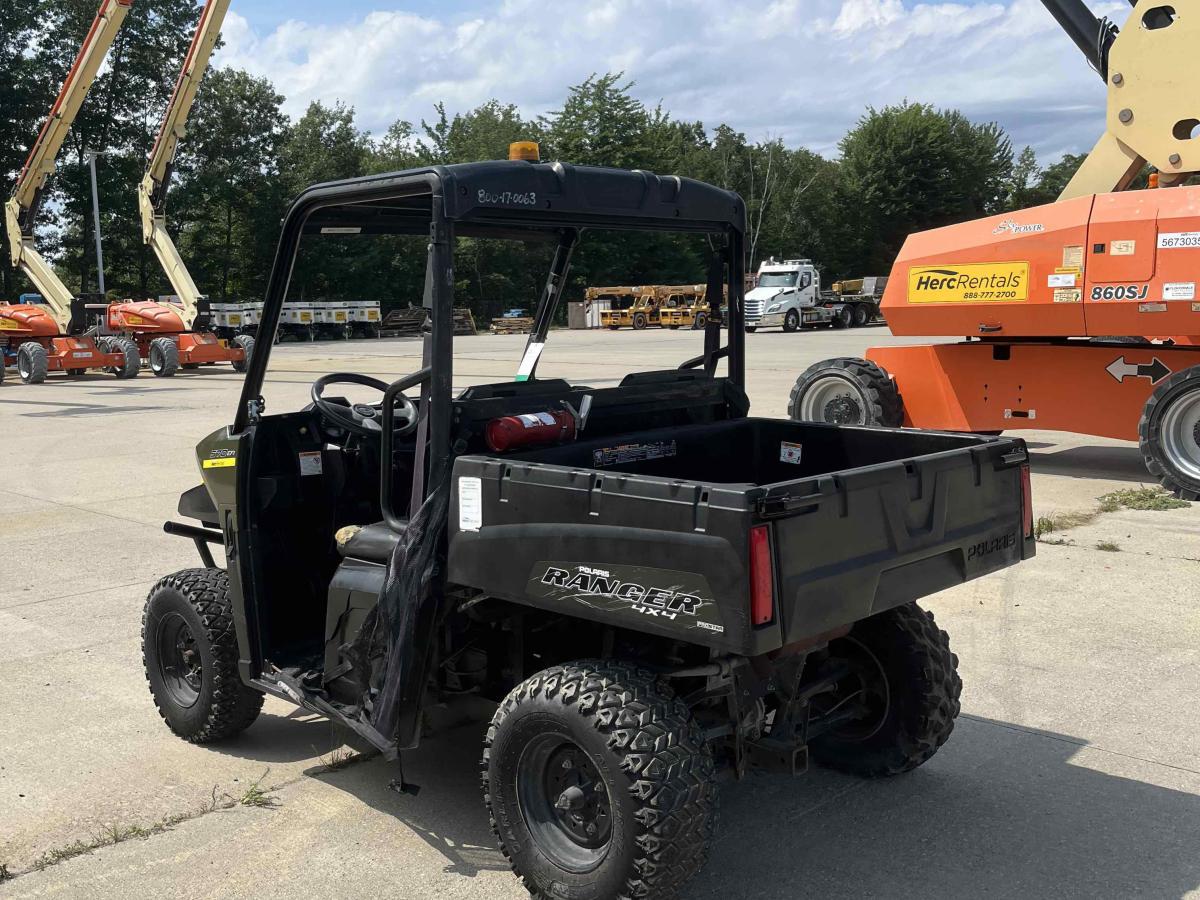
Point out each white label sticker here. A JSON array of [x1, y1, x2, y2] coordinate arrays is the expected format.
[[515, 341, 545, 381], [780, 441, 803, 465], [72, 351, 91, 359], [516, 412, 556, 428], [1047, 273, 1076, 288], [1163, 282, 1196, 301], [458, 476, 483, 531], [1158, 232, 1200, 249], [1110, 240, 1136, 256], [298, 450, 323, 476]]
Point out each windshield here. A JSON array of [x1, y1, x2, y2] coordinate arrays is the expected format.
[[758, 272, 798, 288]]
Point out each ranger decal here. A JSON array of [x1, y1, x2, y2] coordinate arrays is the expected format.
[[529, 563, 725, 633]]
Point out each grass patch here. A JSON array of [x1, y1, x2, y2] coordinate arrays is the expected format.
[[317, 747, 361, 773], [1097, 487, 1190, 512], [1095, 540, 1121, 552], [25, 772, 278, 876], [1035, 509, 1098, 538]]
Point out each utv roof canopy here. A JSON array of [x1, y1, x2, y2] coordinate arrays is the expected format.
[[298, 159, 746, 238]]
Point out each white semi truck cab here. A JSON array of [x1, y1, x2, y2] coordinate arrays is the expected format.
[[745, 258, 882, 332], [745, 259, 819, 332]]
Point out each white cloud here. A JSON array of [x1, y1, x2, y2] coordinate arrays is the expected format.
[[213, 0, 1130, 162]]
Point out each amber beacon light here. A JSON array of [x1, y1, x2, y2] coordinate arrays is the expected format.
[[508, 141, 540, 162]]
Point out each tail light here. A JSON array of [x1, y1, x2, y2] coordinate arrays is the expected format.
[[1020, 464, 1033, 538], [749, 524, 774, 626]]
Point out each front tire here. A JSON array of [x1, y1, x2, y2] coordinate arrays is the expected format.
[[632, 312, 648, 330], [788, 357, 903, 427], [809, 603, 961, 777], [1139, 365, 1200, 500], [149, 337, 179, 377], [483, 660, 717, 900], [783, 309, 800, 333], [17, 342, 48, 384], [142, 568, 263, 742]]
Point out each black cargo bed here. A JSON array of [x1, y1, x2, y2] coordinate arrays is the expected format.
[[447, 418, 1033, 657]]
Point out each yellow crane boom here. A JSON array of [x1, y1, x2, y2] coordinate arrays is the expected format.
[[4, 0, 134, 330], [139, 0, 230, 328]]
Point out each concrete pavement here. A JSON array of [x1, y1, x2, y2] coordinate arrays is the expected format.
[[1, 326, 1197, 898]]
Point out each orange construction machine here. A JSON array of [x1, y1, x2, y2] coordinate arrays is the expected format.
[[790, 0, 1200, 499], [106, 0, 251, 376], [2, 0, 140, 384]]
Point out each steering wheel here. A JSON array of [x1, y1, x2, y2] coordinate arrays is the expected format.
[[311, 372, 419, 438]]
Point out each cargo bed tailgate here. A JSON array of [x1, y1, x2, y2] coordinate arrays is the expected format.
[[758, 440, 1033, 646]]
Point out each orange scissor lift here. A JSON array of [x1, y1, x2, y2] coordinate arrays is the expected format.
[[2, 0, 140, 384], [790, 0, 1200, 499]]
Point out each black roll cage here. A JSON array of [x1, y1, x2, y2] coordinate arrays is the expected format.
[[235, 159, 748, 516]]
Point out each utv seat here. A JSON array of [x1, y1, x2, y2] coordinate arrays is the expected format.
[[335, 521, 404, 562]]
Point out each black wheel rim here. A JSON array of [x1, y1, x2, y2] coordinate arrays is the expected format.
[[156, 612, 202, 708], [516, 732, 613, 873]]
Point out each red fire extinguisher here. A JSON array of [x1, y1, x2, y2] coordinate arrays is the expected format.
[[484, 396, 593, 452]]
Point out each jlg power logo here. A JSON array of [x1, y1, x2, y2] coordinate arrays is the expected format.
[[908, 262, 1029, 304]]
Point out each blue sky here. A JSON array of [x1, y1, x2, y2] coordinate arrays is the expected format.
[[215, 0, 1126, 163]]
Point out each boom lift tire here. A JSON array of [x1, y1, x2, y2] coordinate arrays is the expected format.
[[483, 660, 717, 900], [809, 602, 961, 777], [231, 334, 255, 373], [783, 309, 800, 333], [102, 337, 141, 379], [632, 312, 648, 330], [142, 568, 264, 742], [788, 357, 903, 427], [149, 336, 180, 377], [16, 342, 48, 384], [1139, 365, 1200, 500]]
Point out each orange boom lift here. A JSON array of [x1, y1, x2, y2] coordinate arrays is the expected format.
[[2, 0, 140, 384], [104, 0, 252, 376], [790, 0, 1200, 499]]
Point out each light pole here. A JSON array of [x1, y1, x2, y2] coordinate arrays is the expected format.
[[85, 150, 105, 296]]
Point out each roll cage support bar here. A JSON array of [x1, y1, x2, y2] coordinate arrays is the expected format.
[[236, 169, 746, 517]]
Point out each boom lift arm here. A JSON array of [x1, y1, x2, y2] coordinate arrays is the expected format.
[[1041, 0, 1200, 199], [4, 0, 134, 330], [139, 0, 230, 328]]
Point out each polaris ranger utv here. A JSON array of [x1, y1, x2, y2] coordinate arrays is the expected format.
[[144, 147, 1035, 899]]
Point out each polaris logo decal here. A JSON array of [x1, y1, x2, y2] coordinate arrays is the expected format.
[[966, 531, 1017, 561], [531, 563, 725, 633]]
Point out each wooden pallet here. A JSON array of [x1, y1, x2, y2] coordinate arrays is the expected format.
[[378, 307, 428, 337], [453, 308, 477, 335], [491, 316, 534, 335]]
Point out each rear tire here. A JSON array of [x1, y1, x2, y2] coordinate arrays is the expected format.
[[484, 660, 717, 900], [149, 337, 179, 377], [16, 342, 48, 384], [142, 568, 263, 742], [788, 357, 903, 427], [832, 306, 853, 329], [783, 309, 800, 333], [632, 312, 648, 330], [852, 303, 870, 327], [809, 603, 961, 777], [1139, 365, 1200, 500], [693, 311, 707, 330], [231, 334, 255, 373]]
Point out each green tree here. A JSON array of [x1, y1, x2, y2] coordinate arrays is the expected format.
[[837, 102, 1014, 273], [173, 68, 288, 302]]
